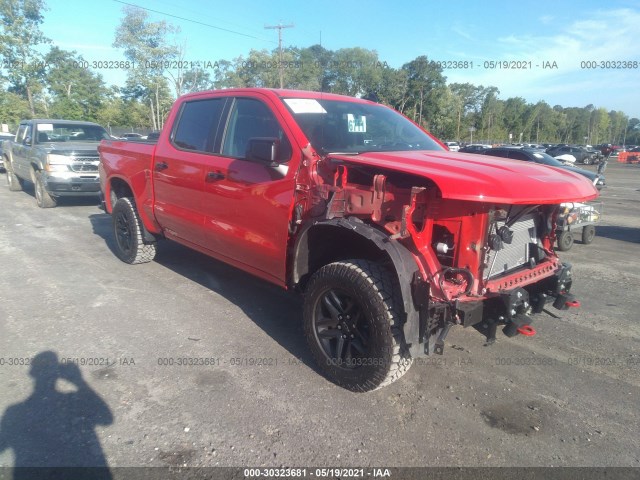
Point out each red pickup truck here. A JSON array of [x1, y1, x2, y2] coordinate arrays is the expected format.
[[99, 88, 598, 391]]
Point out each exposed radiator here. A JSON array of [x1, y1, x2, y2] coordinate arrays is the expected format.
[[484, 214, 538, 279]]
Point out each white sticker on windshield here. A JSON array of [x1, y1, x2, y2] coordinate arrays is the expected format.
[[284, 98, 327, 114], [347, 114, 366, 133], [38, 123, 54, 131]]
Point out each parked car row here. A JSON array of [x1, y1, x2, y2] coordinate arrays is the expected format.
[[479, 147, 605, 190], [448, 140, 629, 165]]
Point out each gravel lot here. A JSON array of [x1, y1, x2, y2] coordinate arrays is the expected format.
[[0, 160, 638, 471]]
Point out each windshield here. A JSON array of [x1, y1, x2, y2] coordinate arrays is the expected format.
[[35, 123, 111, 143], [530, 151, 567, 167], [281, 98, 443, 154]]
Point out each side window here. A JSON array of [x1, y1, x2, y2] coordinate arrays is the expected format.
[[222, 98, 292, 162], [172, 98, 225, 153]]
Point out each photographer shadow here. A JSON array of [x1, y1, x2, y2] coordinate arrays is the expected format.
[[0, 351, 113, 479]]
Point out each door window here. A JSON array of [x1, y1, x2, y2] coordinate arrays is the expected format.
[[172, 98, 225, 153], [222, 98, 292, 162]]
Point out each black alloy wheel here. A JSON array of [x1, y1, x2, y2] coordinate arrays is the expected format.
[[303, 260, 412, 392]]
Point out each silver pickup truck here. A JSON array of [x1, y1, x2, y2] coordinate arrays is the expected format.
[[2, 119, 111, 207]]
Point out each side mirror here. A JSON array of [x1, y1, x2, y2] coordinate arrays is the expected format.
[[23, 136, 32, 145], [246, 137, 280, 166]]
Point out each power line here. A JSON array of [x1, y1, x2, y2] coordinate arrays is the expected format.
[[113, 0, 275, 43], [265, 23, 294, 88]]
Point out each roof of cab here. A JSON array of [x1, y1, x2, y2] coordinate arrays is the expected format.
[[179, 88, 377, 104]]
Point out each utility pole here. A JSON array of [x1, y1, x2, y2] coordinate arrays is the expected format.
[[265, 23, 294, 89]]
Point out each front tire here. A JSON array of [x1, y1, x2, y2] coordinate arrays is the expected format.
[[303, 260, 412, 392], [34, 172, 57, 208], [112, 197, 156, 264], [557, 230, 574, 251], [582, 225, 596, 244]]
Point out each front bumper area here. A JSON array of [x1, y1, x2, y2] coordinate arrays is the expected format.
[[44, 174, 101, 197], [410, 263, 577, 356]]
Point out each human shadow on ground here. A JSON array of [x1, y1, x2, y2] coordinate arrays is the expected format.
[[0, 351, 113, 479]]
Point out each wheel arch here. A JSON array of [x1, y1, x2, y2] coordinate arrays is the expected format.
[[291, 217, 422, 349], [108, 177, 134, 210], [107, 176, 159, 243]]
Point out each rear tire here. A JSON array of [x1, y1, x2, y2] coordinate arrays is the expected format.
[[6, 162, 24, 192], [557, 230, 574, 251], [34, 171, 57, 208], [582, 225, 596, 244], [303, 260, 412, 392], [112, 197, 156, 264]]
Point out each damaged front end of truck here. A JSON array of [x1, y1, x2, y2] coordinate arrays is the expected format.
[[292, 147, 599, 359]]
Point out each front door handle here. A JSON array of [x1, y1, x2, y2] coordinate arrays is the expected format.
[[206, 171, 225, 181], [155, 161, 168, 171]]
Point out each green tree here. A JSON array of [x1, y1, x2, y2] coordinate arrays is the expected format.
[[625, 118, 639, 145], [292, 45, 328, 91], [607, 111, 624, 144], [401, 56, 446, 127], [44, 47, 108, 121], [329, 47, 382, 97], [210, 59, 242, 89], [449, 83, 486, 141], [113, 5, 179, 129], [179, 67, 212, 94], [501, 97, 528, 143], [0, 87, 30, 128], [590, 107, 609, 145], [478, 87, 502, 143], [0, 0, 50, 116], [232, 49, 281, 88]]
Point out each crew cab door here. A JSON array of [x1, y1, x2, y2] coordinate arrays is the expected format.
[[152, 97, 227, 245], [11, 123, 32, 178], [200, 95, 298, 285]]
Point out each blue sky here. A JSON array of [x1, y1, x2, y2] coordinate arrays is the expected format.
[[40, 0, 640, 117]]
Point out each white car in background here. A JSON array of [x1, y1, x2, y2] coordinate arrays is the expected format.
[[444, 141, 460, 152], [554, 154, 577, 165]]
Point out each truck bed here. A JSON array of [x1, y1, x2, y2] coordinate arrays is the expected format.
[[98, 140, 157, 214]]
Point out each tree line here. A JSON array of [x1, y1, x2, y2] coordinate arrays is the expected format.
[[1, 0, 639, 145]]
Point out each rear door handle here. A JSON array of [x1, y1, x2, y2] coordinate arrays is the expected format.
[[206, 171, 225, 181], [155, 161, 168, 171]]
